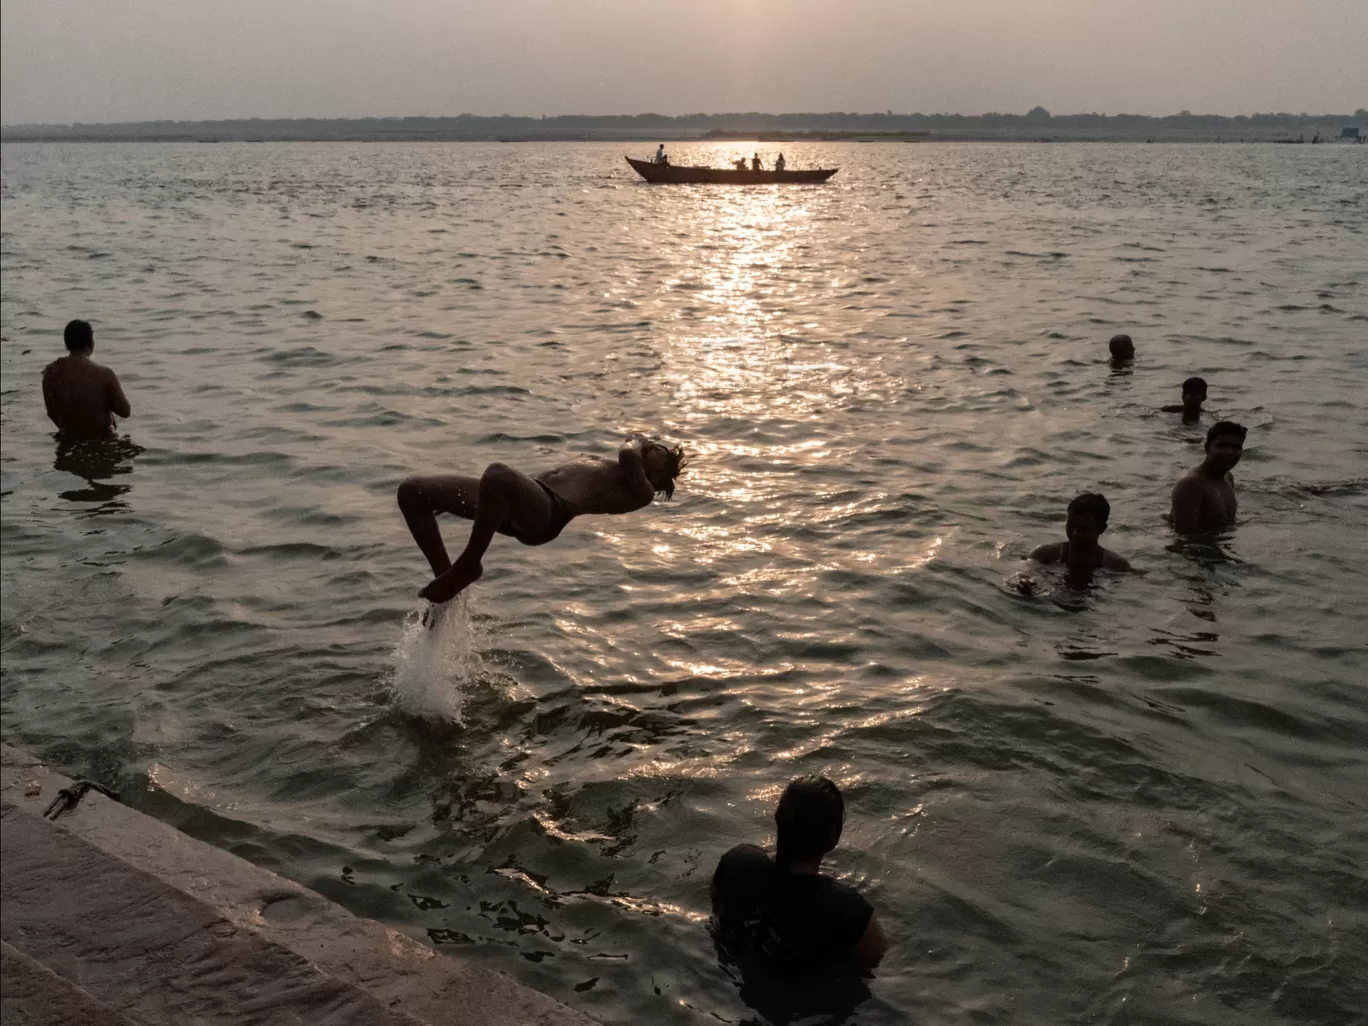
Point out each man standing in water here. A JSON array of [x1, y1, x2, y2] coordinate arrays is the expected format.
[[42, 320, 131, 439], [397, 434, 686, 604], [1161, 376, 1208, 423], [1029, 492, 1131, 578], [711, 776, 889, 965], [1108, 333, 1135, 367], [1169, 421, 1246, 533]]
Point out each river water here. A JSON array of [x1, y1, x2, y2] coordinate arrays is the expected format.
[[2, 141, 1366, 1025]]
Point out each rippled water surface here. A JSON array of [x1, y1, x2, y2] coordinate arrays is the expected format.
[[3, 141, 1367, 1025]]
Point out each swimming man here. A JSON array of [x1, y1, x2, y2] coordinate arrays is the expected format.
[[1029, 492, 1131, 577], [1161, 376, 1207, 423], [711, 776, 889, 966], [1169, 421, 1246, 533], [42, 320, 131, 440], [397, 434, 686, 603], [1108, 333, 1135, 367]]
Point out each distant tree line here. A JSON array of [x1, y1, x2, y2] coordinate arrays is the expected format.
[[3, 109, 1365, 143]]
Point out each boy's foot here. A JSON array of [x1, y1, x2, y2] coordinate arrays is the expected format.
[[419, 561, 483, 603]]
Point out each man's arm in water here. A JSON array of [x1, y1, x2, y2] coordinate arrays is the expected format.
[[853, 913, 889, 965], [41, 363, 61, 427], [1028, 542, 1066, 563], [617, 435, 656, 507], [1170, 476, 1205, 534], [105, 367, 131, 419], [1101, 548, 1132, 571]]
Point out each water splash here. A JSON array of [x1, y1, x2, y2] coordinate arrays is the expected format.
[[387, 597, 482, 724]]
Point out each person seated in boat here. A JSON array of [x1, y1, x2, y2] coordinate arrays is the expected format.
[[397, 434, 688, 604], [775, 153, 786, 172], [751, 153, 764, 171], [734, 157, 748, 170], [712, 775, 888, 966], [654, 144, 669, 165]]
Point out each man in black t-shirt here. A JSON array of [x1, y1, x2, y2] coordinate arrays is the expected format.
[[711, 776, 889, 965]]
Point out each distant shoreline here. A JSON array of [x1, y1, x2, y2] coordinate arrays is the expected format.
[[3, 111, 1363, 146]]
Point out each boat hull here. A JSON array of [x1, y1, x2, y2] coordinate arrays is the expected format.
[[625, 157, 837, 184]]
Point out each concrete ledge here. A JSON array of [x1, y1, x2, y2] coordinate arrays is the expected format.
[[0, 745, 598, 1026]]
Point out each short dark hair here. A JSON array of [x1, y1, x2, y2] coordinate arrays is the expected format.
[[64, 319, 93, 352], [1067, 492, 1110, 527], [648, 440, 689, 500], [1206, 421, 1247, 447], [1182, 376, 1207, 396], [775, 776, 844, 868], [1108, 333, 1134, 351]]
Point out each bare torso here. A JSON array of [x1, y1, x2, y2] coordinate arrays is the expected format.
[[1171, 470, 1237, 532], [42, 355, 129, 439], [536, 455, 652, 516], [1029, 541, 1130, 573]]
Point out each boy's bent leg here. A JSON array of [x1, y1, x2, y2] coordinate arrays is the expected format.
[[397, 475, 481, 577], [419, 463, 553, 603]]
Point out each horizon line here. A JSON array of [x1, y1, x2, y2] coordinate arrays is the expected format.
[[5, 108, 1366, 130]]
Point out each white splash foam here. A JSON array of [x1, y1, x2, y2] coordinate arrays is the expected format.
[[387, 597, 482, 724]]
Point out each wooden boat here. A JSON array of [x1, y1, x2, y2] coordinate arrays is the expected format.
[[625, 156, 837, 184]]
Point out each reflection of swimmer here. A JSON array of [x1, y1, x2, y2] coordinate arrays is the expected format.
[[1108, 333, 1135, 368], [398, 434, 687, 604], [53, 435, 144, 504], [1169, 421, 1245, 534], [42, 320, 131, 440], [711, 776, 888, 967], [1161, 376, 1207, 423], [1029, 492, 1132, 579]]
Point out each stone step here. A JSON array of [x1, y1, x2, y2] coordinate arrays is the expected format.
[[0, 745, 598, 1026], [2, 803, 430, 1026], [1, 939, 142, 1026]]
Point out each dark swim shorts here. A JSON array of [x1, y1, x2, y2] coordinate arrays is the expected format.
[[496, 480, 573, 546]]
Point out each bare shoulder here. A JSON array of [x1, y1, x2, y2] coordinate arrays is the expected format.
[[1171, 471, 1203, 498], [1029, 541, 1066, 563], [1102, 548, 1132, 571]]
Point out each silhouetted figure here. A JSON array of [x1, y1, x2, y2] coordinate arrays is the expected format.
[[1161, 376, 1208, 423], [1029, 492, 1131, 581], [775, 153, 786, 172], [1169, 421, 1246, 534], [398, 434, 687, 604], [752, 153, 763, 171], [1108, 333, 1135, 367], [654, 143, 668, 165], [42, 320, 131, 440], [734, 157, 748, 170], [711, 776, 888, 966]]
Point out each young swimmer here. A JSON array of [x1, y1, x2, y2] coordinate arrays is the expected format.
[[1029, 492, 1132, 578], [1108, 333, 1135, 367], [711, 776, 889, 966], [42, 320, 132, 439], [1161, 376, 1207, 423], [397, 434, 687, 603], [1169, 421, 1246, 534]]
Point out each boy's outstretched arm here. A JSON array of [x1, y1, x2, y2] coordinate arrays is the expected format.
[[618, 435, 656, 506]]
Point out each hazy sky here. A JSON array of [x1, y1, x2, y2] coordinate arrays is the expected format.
[[3, 0, 1365, 124]]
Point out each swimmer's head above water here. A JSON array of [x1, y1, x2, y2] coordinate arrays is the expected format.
[[1204, 421, 1246, 473], [1108, 333, 1135, 364], [1065, 492, 1111, 550], [775, 775, 845, 871]]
